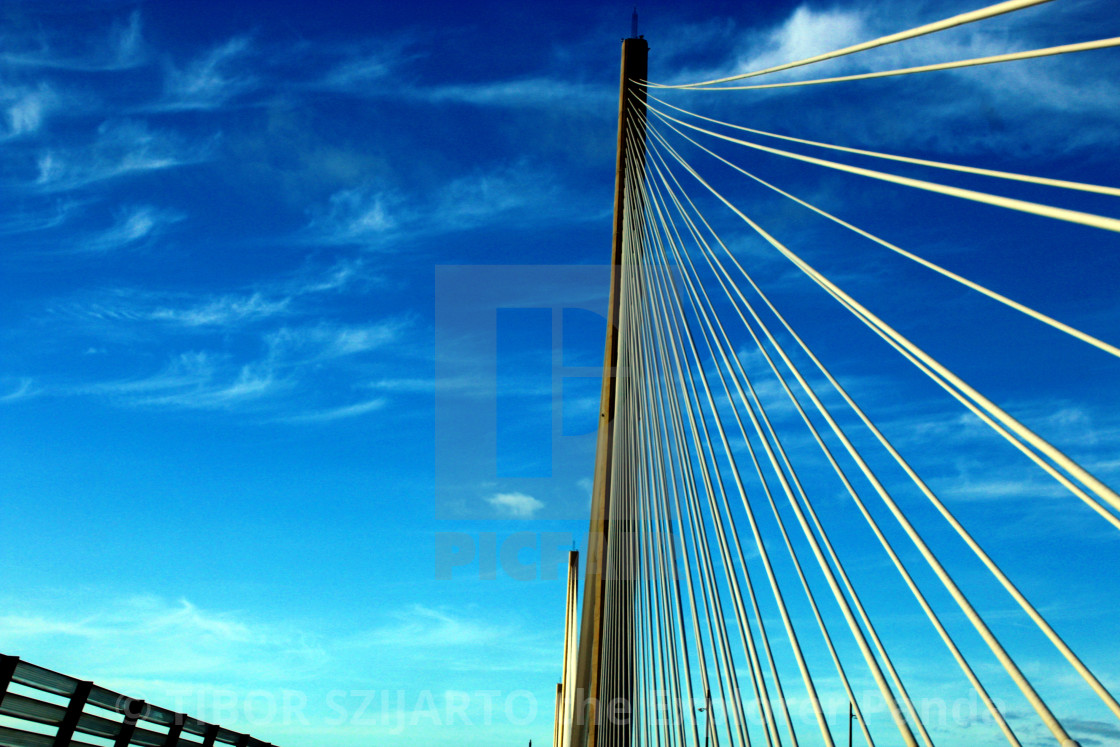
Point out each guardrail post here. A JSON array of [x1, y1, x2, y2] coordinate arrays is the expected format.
[[54, 680, 93, 747], [162, 715, 185, 747], [0, 655, 18, 711], [202, 723, 220, 747], [114, 698, 145, 746]]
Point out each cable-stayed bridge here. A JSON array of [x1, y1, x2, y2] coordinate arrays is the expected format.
[[555, 3, 1120, 746], [0, 3, 1116, 747]]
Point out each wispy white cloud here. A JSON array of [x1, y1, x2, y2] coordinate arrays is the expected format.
[[417, 78, 611, 110], [9, 90, 46, 135], [148, 293, 291, 327], [80, 204, 185, 252], [315, 39, 420, 92], [0, 377, 37, 402], [315, 38, 610, 112], [314, 37, 612, 114], [109, 10, 146, 70], [33, 119, 211, 193], [62, 289, 289, 329], [806, 388, 1120, 536], [733, 5, 867, 81], [307, 159, 579, 247], [896, 399, 1120, 455], [321, 55, 396, 89], [307, 186, 404, 245], [284, 258, 366, 296], [72, 315, 406, 415], [161, 36, 258, 111], [0, 10, 147, 72], [3, 82, 57, 138], [27, 258, 405, 417], [485, 491, 544, 518], [62, 259, 364, 330], [435, 160, 561, 227], [0, 594, 327, 686], [343, 603, 558, 676], [265, 320, 405, 362], [366, 377, 438, 393], [282, 397, 387, 423], [930, 471, 1070, 502], [0, 198, 84, 235], [90, 351, 283, 411], [353, 604, 518, 649], [365, 372, 512, 399]]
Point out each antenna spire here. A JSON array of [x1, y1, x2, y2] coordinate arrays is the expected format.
[[631, 7, 638, 38]]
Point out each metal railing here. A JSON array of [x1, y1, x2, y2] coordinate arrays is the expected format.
[[0, 655, 278, 747]]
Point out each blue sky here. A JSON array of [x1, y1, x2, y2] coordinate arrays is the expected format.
[[0, 1, 1118, 745]]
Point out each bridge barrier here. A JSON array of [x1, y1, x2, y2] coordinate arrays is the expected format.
[[0, 655, 276, 747]]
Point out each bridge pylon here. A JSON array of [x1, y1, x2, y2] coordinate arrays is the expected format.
[[567, 30, 647, 747]]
